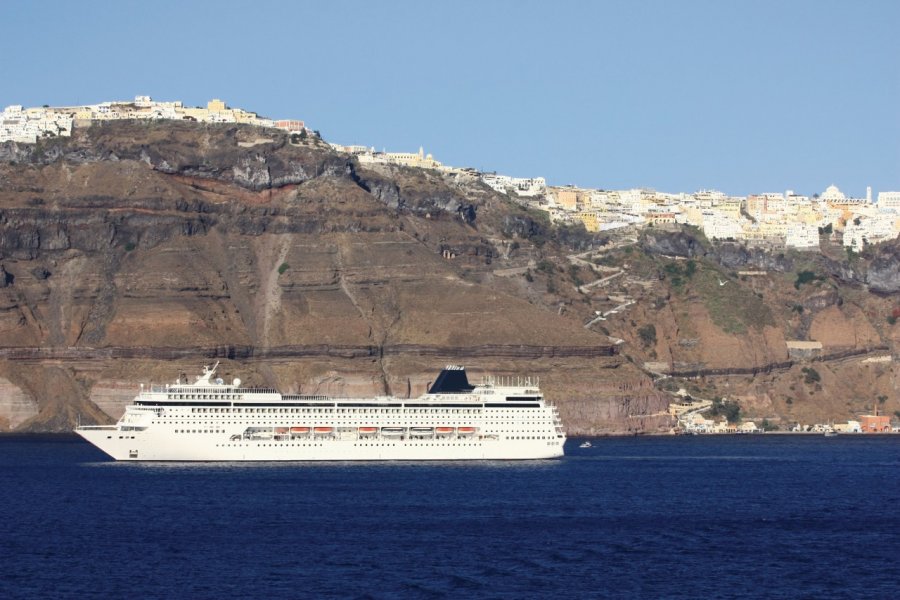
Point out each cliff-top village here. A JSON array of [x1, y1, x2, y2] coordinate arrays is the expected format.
[[3, 96, 899, 254]]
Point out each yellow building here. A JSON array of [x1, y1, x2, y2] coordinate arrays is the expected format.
[[796, 204, 823, 225], [207, 99, 227, 112], [758, 221, 788, 236], [718, 199, 742, 218], [746, 195, 767, 215], [556, 189, 578, 211], [232, 108, 261, 123], [646, 211, 676, 225], [681, 206, 705, 227], [575, 211, 600, 232], [181, 106, 211, 121]]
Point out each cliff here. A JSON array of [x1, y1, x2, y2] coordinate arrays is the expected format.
[[0, 121, 667, 434], [1, 121, 896, 434]]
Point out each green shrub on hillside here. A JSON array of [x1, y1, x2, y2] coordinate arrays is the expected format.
[[710, 398, 742, 423], [794, 270, 823, 290], [637, 324, 657, 347], [801, 367, 820, 385]]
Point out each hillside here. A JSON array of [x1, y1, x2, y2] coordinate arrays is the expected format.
[[0, 121, 666, 434], [0, 120, 896, 433]]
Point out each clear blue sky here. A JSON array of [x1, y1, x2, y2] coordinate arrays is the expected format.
[[2, 0, 898, 197]]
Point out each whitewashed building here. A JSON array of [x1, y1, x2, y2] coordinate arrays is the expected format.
[[785, 223, 820, 250], [877, 191, 900, 212], [843, 213, 898, 250], [701, 210, 744, 240]]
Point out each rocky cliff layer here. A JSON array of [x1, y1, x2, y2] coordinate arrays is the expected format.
[[3, 121, 896, 434], [0, 121, 669, 433]]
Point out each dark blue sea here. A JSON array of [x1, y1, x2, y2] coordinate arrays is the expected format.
[[1, 435, 899, 599]]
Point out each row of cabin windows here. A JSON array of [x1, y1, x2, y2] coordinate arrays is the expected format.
[[188, 407, 486, 415], [165, 422, 554, 435], [164, 416, 554, 426], [241, 442, 479, 447], [175, 429, 224, 434], [170, 395, 245, 401]]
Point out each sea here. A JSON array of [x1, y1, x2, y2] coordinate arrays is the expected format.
[[1, 435, 898, 599]]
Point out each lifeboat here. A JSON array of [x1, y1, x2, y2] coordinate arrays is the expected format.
[[411, 427, 434, 434], [435, 427, 455, 435], [290, 427, 310, 434], [457, 427, 476, 436], [381, 427, 405, 437], [313, 426, 333, 434], [274, 427, 289, 435], [358, 427, 378, 435]]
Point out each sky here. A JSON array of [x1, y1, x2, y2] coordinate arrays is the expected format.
[[1, 0, 898, 197]]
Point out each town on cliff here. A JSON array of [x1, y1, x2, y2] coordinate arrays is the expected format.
[[3, 95, 899, 259]]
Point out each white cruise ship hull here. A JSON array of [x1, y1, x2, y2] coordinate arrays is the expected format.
[[76, 427, 564, 461], [75, 364, 567, 462]]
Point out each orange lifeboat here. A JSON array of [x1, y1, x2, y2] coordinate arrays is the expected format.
[[457, 427, 476, 435], [313, 426, 333, 434], [435, 427, 455, 435], [358, 427, 378, 434], [290, 427, 309, 434]]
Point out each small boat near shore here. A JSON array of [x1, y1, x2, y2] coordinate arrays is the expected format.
[[579, 441, 592, 448]]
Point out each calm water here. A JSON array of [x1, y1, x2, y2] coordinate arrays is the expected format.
[[1, 435, 899, 599]]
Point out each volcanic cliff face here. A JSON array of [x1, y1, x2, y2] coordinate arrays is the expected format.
[[0, 121, 669, 433], [2, 121, 897, 434]]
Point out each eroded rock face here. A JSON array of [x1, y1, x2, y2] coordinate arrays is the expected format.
[[0, 121, 661, 433], [714, 243, 750, 269], [640, 230, 707, 258], [0, 265, 11, 287], [89, 381, 136, 421], [822, 255, 864, 286], [0, 377, 38, 430], [715, 243, 794, 272], [803, 289, 842, 312], [501, 214, 547, 239], [559, 377, 674, 435], [867, 241, 900, 294], [3, 120, 895, 433]]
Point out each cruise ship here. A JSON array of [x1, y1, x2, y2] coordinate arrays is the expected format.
[[75, 364, 566, 461]]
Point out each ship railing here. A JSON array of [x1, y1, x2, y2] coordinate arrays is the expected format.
[[147, 384, 281, 394], [75, 425, 117, 430], [282, 394, 330, 401], [482, 375, 540, 388]]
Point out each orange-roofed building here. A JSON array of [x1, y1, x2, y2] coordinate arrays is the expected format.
[[859, 413, 891, 433]]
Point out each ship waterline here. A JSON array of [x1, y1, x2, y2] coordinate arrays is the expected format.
[[75, 363, 566, 461]]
